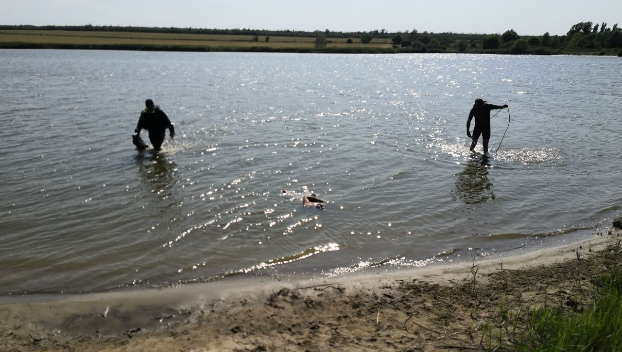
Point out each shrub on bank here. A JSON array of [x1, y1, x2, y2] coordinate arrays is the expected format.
[[511, 39, 529, 54]]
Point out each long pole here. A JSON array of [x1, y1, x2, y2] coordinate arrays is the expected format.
[[495, 108, 511, 154]]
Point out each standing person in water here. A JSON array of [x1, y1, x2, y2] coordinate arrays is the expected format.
[[134, 99, 175, 151], [466, 98, 508, 154]]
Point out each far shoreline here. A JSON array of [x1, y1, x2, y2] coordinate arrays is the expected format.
[[2, 43, 620, 57], [2, 24, 622, 57], [0, 42, 579, 55]]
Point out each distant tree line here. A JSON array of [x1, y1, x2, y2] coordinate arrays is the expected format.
[[0, 24, 412, 39], [1, 21, 621, 55]]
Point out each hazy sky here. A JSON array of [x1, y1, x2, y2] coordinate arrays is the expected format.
[[1, 0, 620, 36]]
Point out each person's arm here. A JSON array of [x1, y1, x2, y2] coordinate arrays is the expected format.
[[302, 196, 311, 207], [134, 112, 145, 136], [466, 109, 474, 138], [488, 104, 509, 110], [160, 110, 175, 139], [169, 124, 175, 139], [306, 195, 325, 203]]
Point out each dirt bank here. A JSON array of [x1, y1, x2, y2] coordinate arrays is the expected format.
[[1, 232, 619, 352]]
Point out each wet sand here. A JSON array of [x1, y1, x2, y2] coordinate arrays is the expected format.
[[1, 231, 620, 352]]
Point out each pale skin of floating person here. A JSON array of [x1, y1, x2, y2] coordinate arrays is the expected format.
[[302, 194, 325, 209]]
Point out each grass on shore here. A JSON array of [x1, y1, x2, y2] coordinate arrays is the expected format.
[[478, 240, 622, 352], [525, 267, 622, 352]]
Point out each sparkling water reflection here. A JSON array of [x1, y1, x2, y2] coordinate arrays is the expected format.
[[1, 50, 621, 294]]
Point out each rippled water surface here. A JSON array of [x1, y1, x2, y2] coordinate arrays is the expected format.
[[1, 50, 621, 294]]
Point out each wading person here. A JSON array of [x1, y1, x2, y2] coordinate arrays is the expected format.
[[466, 98, 508, 154], [134, 99, 175, 151]]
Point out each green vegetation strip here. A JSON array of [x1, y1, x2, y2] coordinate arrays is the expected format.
[[1, 21, 621, 55], [525, 268, 622, 352], [483, 265, 622, 352]]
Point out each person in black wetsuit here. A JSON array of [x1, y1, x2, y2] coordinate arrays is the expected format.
[[466, 98, 508, 154], [134, 99, 175, 151]]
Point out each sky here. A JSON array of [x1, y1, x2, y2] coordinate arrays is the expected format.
[[1, 0, 620, 36]]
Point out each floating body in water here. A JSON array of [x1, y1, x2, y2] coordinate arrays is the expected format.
[[281, 190, 326, 210], [303, 194, 326, 210]]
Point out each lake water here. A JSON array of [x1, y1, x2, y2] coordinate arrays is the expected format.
[[1, 50, 621, 294]]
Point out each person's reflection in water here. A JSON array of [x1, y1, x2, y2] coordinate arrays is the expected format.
[[136, 152, 179, 207], [453, 155, 495, 204]]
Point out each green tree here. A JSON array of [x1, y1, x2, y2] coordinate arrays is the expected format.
[[581, 21, 593, 34], [410, 40, 427, 51], [502, 29, 519, 43], [314, 33, 327, 48], [360, 34, 372, 44], [527, 36, 540, 46], [429, 38, 441, 49], [420, 33, 431, 44], [541, 32, 551, 46], [568, 22, 593, 36], [346, 38, 353, 44], [567, 22, 582, 36], [606, 29, 622, 48], [391, 34, 402, 46], [408, 29, 418, 43], [455, 40, 468, 52], [265, 36, 270, 42], [511, 39, 529, 53], [593, 23, 600, 33], [482, 35, 501, 49], [251, 35, 259, 42], [551, 35, 565, 49], [568, 32, 587, 50]]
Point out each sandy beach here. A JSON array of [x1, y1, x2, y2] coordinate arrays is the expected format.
[[1, 230, 620, 352]]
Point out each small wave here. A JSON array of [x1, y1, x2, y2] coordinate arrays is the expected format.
[[434, 139, 474, 159], [436, 248, 457, 257], [159, 140, 193, 155], [389, 170, 409, 180], [324, 255, 437, 278], [467, 227, 593, 241], [494, 147, 562, 164], [172, 243, 341, 283], [433, 138, 562, 166]]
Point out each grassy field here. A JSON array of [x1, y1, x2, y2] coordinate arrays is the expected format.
[[0, 30, 394, 51]]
